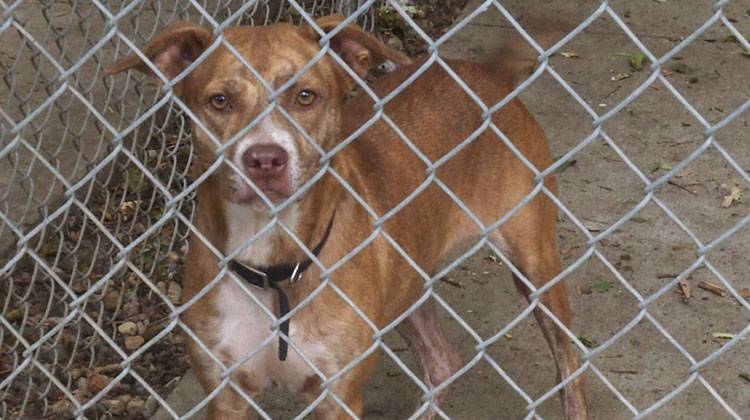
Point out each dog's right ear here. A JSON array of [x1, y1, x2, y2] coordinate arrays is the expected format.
[[106, 21, 213, 81]]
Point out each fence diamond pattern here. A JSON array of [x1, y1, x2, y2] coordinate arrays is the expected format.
[[1, 0, 749, 419]]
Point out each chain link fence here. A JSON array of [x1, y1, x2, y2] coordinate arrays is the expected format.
[[1, 0, 749, 418]]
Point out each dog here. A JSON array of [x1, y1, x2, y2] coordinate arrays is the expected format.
[[108, 14, 589, 419]]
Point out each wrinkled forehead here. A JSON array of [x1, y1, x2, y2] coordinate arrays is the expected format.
[[192, 24, 333, 93]]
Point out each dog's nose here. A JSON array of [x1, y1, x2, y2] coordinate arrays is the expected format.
[[243, 144, 288, 179]]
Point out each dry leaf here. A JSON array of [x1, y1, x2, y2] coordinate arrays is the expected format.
[[677, 279, 692, 299], [721, 183, 742, 208], [712, 332, 735, 340], [119, 201, 136, 217], [739, 288, 750, 298], [611, 72, 631, 81], [583, 219, 608, 232], [698, 281, 726, 297], [167, 281, 182, 304], [561, 51, 579, 58]]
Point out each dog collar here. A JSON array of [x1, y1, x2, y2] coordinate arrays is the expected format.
[[228, 211, 335, 361]]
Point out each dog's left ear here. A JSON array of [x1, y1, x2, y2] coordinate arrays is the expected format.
[[106, 21, 213, 81], [303, 14, 412, 78]]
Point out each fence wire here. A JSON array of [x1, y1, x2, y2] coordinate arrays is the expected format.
[[1, 0, 749, 419]]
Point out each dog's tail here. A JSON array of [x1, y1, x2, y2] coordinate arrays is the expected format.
[[488, 42, 538, 88], [485, 15, 574, 88]]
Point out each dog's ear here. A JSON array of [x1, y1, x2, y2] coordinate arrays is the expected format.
[[304, 14, 412, 78], [106, 21, 213, 80]]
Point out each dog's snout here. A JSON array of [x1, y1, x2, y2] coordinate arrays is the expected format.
[[243, 144, 289, 177]]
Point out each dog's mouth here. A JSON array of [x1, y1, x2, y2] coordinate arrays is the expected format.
[[232, 176, 295, 206]]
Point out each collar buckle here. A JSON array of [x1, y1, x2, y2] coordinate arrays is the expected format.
[[231, 260, 270, 289], [289, 262, 303, 285]]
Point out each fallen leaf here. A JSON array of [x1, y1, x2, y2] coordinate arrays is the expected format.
[[611, 72, 631, 81], [593, 281, 613, 293], [578, 336, 595, 347], [441, 277, 463, 288], [629, 52, 647, 71], [739, 288, 750, 298], [554, 158, 578, 174], [610, 369, 639, 374], [583, 219, 608, 232], [167, 281, 182, 304], [119, 201, 136, 218], [721, 183, 742, 208], [712, 332, 735, 340], [561, 51, 579, 58], [650, 161, 672, 173], [677, 279, 692, 299], [698, 281, 726, 297]]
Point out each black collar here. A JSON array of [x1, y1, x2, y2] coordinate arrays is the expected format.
[[228, 211, 335, 361]]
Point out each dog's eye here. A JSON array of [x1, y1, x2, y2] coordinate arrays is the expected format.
[[210, 94, 229, 111], [295, 89, 316, 106]]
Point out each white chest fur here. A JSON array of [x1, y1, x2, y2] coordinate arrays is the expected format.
[[213, 280, 330, 393], [213, 202, 333, 393]]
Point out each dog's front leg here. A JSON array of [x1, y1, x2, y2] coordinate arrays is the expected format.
[[186, 341, 254, 420], [396, 301, 462, 419], [206, 388, 253, 420], [303, 345, 378, 420]]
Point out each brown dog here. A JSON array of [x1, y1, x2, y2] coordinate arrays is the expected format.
[[108, 14, 589, 419]]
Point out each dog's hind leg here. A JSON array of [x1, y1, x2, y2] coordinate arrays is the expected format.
[[397, 300, 462, 418], [489, 226, 589, 420]]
